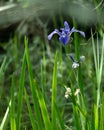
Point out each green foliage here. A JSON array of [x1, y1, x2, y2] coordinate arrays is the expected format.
[[0, 20, 104, 130], [10, 76, 16, 130]]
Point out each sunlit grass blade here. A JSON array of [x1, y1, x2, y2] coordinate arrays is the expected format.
[[99, 35, 104, 82], [96, 34, 100, 72], [16, 52, 26, 130], [92, 32, 104, 101], [94, 104, 98, 130], [92, 32, 104, 130], [24, 88, 37, 130], [25, 36, 43, 130], [35, 81, 52, 130], [10, 76, 16, 130], [54, 103, 65, 130], [99, 93, 104, 130], [0, 101, 11, 130], [0, 56, 9, 130], [51, 51, 58, 130]]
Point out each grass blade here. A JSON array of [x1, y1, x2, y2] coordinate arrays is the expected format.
[[35, 81, 52, 130], [41, 52, 46, 101], [91, 31, 98, 77], [73, 104, 80, 130], [0, 56, 7, 79], [25, 36, 43, 130], [99, 35, 104, 81], [10, 76, 16, 130], [16, 52, 26, 130], [0, 101, 11, 130], [51, 52, 58, 130], [94, 104, 98, 130], [0, 56, 9, 130], [100, 93, 104, 130], [24, 88, 37, 130], [54, 103, 65, 130]]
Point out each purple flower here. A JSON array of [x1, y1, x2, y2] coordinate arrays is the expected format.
[[48, 21, 85, 45]]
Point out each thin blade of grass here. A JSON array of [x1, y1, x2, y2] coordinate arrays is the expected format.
[[25, 36, 43, 130], [90, 107, 95, 130], [24, 88, 37, 130], [10, 76, 16, 130], [73, 104, 80, 130], [94, 104, 98, 130], [0, 56, 9, 130], [0, 56, 7, 79], [51, 52, 58, 130], [41, 52, 46, 101], [99, 35, 104, 80], [96, 33, 99, 75], [54, 103, 65, 130], [100, 93, 104, 130], [35, 81, 52, 130], [73, 19, 84, 97], [16, 52, 26, 130], [0, 101, 11, 130], [91, 31, 98, 80]]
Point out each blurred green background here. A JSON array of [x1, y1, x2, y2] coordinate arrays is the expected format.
[[0, 0, 104, 129]]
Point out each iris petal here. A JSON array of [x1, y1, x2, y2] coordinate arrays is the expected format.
[[48, 21, 85, 46], [64, 21, 70, 32], [59, 35, 69, 45], [70, 28, 85, 37], [48, 29, 61, 40]]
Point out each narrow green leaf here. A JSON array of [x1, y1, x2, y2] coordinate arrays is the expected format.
[[25, 36, 43, 130], [99, 35, 104, 81], [24, 88, 37, 130], [73, 104, 80, 130], [10, 76, 16, 130], [73, 19, 84, 96], [41, 52, 46, 101], [16, 52, 26, 130], [94, 104, 98, 130], [35, 82, 52, 130], [0, 56, 7, 79], [51, 52, 58, 130], [0, 56, 9, 130], [0, 101, 11, 130], [96, 33, 99, 74], [91, 31, 98, 80], [54, 103, 65, 130], [100, 93, 104, 130]]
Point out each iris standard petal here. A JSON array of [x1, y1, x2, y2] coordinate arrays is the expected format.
[[59, 35, 69, 45], [70, 28, 85, 37], [64, 21, 70, 32], [48, 29, 61, 40]]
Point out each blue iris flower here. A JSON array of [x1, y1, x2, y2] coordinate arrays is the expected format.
[[48, 21, 85, 45]]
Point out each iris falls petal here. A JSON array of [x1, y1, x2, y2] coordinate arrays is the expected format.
[[48, 29, 61, 40], [59, 35, 69, 45], [71, 28, 85, 37]]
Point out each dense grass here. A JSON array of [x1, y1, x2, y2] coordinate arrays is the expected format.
[[0, 1, 104, 128], [0, 28, 104, 129]]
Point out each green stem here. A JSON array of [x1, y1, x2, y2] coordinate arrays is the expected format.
[[73, 21, 84, 96], [73, 19, 87, 130]]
